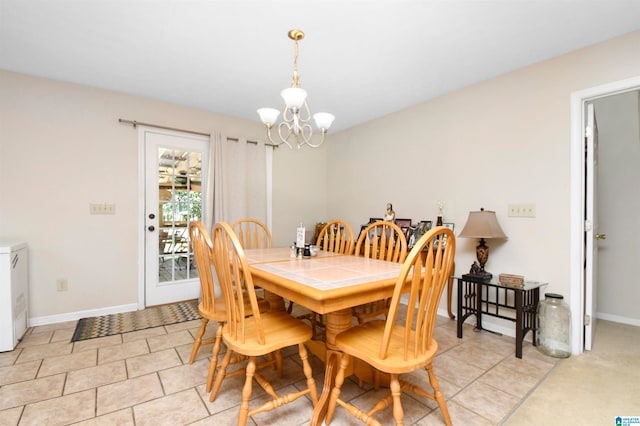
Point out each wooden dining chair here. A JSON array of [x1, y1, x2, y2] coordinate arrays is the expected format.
[[231, 218, 272, 249], [210, 221, 318, 424], [188, 221, 271, 400], [325, 226, 456, 426], [316, 219, 355, 255], [352, 220, 408, 324]]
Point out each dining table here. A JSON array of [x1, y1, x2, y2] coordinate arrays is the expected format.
[[245, 247, 407, 426]]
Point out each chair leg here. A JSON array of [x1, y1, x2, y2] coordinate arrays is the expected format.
[[238, 357, 257, 426], [210, 346, 233, 402], [298, 343, 318, 405], [189, 318, 209, 364], [426, 363, 452, 426], [389, 374, 404, 426], [206, 323, 223, 393]]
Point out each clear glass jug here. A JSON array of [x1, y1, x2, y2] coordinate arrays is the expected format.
[[536, 293, 571, 358]]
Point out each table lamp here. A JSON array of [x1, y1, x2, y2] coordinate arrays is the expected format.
[[458, 208, 507, 280]]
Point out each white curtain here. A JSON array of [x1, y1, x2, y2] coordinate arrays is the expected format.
[[206, 133, 273, 231]]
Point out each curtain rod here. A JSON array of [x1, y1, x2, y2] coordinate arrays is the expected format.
[[119, 118, 209, 136], [118, 118, 277, 147]]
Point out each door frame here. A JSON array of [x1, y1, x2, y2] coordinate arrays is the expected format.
[[569, 75, 640, 355], [136, 125, 209, 309]]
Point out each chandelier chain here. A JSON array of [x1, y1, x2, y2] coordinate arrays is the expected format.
[[291, 38, 300, 88]]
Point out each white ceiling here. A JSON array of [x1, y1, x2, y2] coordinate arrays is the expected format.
[[2, 0, 640, 132]]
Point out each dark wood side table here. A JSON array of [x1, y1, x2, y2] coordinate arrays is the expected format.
[[456, 275, 547, 358]]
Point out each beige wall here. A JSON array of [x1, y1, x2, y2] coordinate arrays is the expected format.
[[0, 70, 327, 320], [327, 30, 640, 326]]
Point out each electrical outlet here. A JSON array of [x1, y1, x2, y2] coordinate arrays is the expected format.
[[56, 278, 68, 292], [508, 203, 536, 218]]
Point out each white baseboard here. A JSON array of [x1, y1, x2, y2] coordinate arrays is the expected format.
[[28, 303, 138, 327], [436, 308, 523, 339], [596, 312, 640, 327], [454, 311, 534, 341]]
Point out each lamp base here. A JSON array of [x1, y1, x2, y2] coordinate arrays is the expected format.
[[464, 261, 493, 281], [465, 260, 493, 281]]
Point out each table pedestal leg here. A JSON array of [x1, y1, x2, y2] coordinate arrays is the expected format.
[[311, 308, 352, 426]]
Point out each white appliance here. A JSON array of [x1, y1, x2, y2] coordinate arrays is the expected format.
[[0, 242, 28, 352]]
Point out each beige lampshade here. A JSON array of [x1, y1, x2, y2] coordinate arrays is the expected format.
[[458, 209, 508, 240]]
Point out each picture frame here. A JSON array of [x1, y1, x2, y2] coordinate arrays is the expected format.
[[441, 222, 455, 248], [408, 220, 432, 248], [394, 218, 412, 228], [420, 220, 433, 232], [400, 226, 411, 243], [405, 226, 416, 247], [357, 224, 368, 243]]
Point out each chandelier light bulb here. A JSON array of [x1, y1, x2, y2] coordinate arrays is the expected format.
[[257, 108, 280, 127], [281, 88, 307, 109], [313, 112, 335, 130]]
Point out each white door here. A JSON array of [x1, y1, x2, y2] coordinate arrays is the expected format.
[[584, 103, 599, 350], [141, 127, 209, 307]]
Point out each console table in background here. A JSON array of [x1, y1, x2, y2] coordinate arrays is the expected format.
[[456, 275, 548, 358]]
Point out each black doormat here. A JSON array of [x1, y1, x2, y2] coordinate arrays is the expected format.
[[71, 300, 201, 342]]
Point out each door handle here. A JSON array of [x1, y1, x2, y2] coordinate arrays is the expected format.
[[148, 225, 155, 232], [595, 233, 606, 240]]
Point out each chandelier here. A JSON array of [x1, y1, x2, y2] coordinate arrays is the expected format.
[[257, 29, 335, 149]]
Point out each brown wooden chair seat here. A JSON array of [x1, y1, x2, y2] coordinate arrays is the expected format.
[[210, 221, 318, 424], [326, 226, 456, 426]]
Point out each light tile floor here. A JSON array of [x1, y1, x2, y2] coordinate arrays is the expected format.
[[0, 309, 560, 426]]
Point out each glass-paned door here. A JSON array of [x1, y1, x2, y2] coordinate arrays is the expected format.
[[158, 148, 201, 281], [142, 128, 209, 307]]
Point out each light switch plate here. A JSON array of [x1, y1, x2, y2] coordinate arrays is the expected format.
[[508, 203, 536, 218], [90, 203, 116, 215]]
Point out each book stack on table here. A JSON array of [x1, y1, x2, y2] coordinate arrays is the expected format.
[[498, 273, 525, 287]]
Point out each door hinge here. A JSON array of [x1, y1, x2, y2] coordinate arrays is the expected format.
[[584, 314, 591, 326], [584, 220, 593, 232]]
